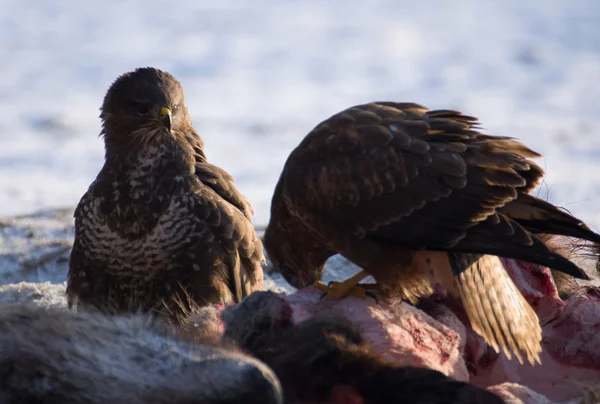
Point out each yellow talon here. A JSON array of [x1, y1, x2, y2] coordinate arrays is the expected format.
[[311, 280, 331, 293], [310, 271, 377, 301]]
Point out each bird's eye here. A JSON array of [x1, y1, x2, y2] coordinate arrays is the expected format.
[[172, 104, 181, 114], [132, 102, 151, 115]]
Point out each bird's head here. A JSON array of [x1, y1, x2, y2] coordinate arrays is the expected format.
[[263, 223, 327, 290], [263, 182, 332, 290], [99, 67, 192, 145]]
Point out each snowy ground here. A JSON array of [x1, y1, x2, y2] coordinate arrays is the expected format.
[[0, 208, 367, 303], [1, 0, 600, 232]]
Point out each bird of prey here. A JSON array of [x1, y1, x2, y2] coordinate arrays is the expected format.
[[263, 102, 600, 365], [67, 67, 264, 318]]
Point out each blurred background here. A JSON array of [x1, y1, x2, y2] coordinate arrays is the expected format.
[[2, 0, 600, 230]]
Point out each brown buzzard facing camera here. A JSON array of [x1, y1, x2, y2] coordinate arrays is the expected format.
[[263, 102, 600, 365], [67, 67, 264, 318]]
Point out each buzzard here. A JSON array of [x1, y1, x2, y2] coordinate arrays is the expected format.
[[67, 67, 264, 318], [263, 102, 600, 365]]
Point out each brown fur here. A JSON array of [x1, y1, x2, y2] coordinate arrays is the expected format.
[[0, 303, 282, 404], [536, 233, 599, 300], [67, 67, 264, 319]]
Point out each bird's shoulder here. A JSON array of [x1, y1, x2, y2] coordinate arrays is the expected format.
[[184, 175, 264, 262], [193, 161, 255, 220]]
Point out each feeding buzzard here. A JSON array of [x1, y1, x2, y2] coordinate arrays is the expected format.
[[263, 102, 600, 365], [67, 67, 264, 318]]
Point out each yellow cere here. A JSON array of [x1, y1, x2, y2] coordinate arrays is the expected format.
[[160, 107, 172, 118]]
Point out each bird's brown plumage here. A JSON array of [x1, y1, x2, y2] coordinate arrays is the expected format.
[[67, 67, 264, 319], [263, 102, 600, 365]]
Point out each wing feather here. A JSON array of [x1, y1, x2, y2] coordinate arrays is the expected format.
[[195, 161, 255, 220], [451, 253, 542, 365]]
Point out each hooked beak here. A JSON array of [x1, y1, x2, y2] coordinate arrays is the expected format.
[[159, 107, 172, 131]]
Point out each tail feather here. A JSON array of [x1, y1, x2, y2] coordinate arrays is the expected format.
[[500, 194, 600, 244], [448, 253, 542, 365], [452, 215, 591, 280]]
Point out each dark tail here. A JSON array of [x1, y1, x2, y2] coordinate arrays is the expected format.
[[446, 214, 591, 280], [499, 193, 600, 244], [452, 240, 590, 280]]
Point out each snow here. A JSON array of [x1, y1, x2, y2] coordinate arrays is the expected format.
[[1, 0, 600, 232]]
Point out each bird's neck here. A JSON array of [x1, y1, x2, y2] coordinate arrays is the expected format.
[[103, 137, 195, 183]]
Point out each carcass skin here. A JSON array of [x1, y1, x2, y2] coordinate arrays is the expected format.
[[284, 287, 469, 381], [463, 258, 600, 402], [184, 255, 600, 404]]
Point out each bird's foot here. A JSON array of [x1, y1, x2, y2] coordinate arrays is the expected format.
[[311, 279, 378, 303]]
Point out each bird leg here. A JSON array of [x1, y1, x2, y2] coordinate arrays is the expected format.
[[310, 271, 377, 301]]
